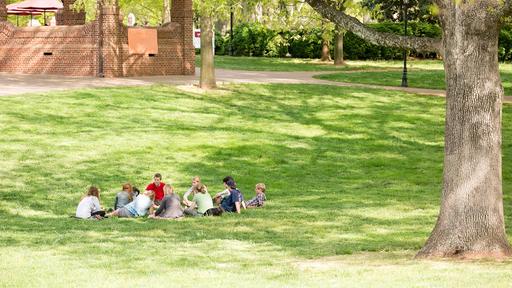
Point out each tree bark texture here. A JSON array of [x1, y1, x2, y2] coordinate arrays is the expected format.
[[321, 39, 331, 62], [416, 1, 512, 259], [334, 28, 346, 66], [0, 0, 6, 21], [200, 15, 216, 89], [306, 0, 512, 259], [306, 0, 442, 53], [163, 0, 171, 23]]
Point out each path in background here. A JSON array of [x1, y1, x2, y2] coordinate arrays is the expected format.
[[1, 70, 511, 103], [0, 73, 197, 96], [215, 69, 447, 97]]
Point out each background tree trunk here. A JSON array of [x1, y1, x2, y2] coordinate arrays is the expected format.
[[163, 0, 171, 23], [321, 39, 331, 62], [334, 28, 346, 66], [200, 15, 216, 89], [416, 3, 512, 259]]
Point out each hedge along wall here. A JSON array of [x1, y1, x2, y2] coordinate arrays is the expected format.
[[216, 21, 512, 61]]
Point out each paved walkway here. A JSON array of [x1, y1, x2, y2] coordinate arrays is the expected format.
[[1, 69, 511, 103], [0, 72, 197, 96]]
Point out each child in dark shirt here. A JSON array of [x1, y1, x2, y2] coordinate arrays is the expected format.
[[220, 179, 244, 213], [213, 176, 234, 205]]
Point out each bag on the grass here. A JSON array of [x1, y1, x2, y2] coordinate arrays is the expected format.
[[204, 207, 223, 216]]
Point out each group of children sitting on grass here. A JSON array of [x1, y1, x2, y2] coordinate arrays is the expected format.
[[75, 173, 267, 220]]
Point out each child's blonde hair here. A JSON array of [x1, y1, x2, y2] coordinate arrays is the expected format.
[[255, 183, 266, 193], [145, 190, 156, 201], [164, 184, 174, 195], [195, 184, 207, 194], [122, 183, 134, 201], [122, 183, 133, 193]]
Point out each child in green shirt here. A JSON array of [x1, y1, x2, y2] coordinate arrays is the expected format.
[[184, 184, 213, 216]]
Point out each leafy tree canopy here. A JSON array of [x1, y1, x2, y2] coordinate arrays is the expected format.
[[361, 0, 437, 23]]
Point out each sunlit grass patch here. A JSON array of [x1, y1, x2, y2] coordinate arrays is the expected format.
[[316, 69, 512, 96], [2, 83, 512, 285], [197, 55, 445, 72]]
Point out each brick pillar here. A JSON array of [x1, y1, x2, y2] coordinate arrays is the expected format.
[[0, 0, 7, 22], [97, 0, 123, 77], [56, 0, 86, 25], [171, 0, 195, 75]]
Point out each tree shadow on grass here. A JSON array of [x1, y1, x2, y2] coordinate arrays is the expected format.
[[0, 83, 462, 260], [0, 135, 440, 258]]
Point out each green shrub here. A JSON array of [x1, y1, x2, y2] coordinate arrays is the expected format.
[[213, 21, 512, 61], [227, 23, 277, 57], [499, 25, 512, 62], [287, 30, 318, 58], [265, 33, 289, 57], [214, 31, 229, 56]]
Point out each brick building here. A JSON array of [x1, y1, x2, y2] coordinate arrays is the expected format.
[[0, 0, 195, 77]]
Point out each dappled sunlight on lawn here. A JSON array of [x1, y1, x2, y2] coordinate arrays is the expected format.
[[0, 241, 302, 287], [0, 200, 60, 218], [203, 56, 446, 73], [292, 252, 512, 287], [4, 83, 512, 285], [317, 68, 512, 96]]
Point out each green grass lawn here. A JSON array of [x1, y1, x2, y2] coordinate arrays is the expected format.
[[315, 70, 512, 95], [3, 84, 512, 286], [196, 55, 445, 72], [198, 55, 512, 95]]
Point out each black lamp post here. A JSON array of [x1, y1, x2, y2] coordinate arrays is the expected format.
[[229, 6, 234, 56], [401, 0, 408, 87]]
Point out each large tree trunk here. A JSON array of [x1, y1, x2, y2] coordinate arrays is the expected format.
[[320, 39, 331, 62], [305, 0, 512, 260], [333, 28, 345, 66], [416, 2, 512, 259], [163, 0, 171, 23], [200, 15, 216, 89]]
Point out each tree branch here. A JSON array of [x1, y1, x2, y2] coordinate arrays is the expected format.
[[503, 0, 512, 17], [305, 0, 443, 53]]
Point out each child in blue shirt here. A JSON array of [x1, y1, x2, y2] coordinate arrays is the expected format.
[[220, 179, 244, 213]]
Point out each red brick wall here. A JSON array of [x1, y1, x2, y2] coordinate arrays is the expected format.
[[0, 0, 6, 21], [122, 24, 184, 77], [99, 6, 123, 77], [56, 0, 86, 26], [0, 0, 195, 77], [0, 20, 15, 40], [0, 23, 98, 76], [171, 0, 195, 75]]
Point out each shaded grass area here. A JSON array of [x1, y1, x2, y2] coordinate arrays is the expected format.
[[2, 84, 512, 286], [316, 69, 512, 95], [196, 55, 444, 72]]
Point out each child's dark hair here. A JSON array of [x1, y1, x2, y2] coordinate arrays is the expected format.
[[154, 173, 162, 179], [132, 186, 141, 197], [223, 176, 234, 183], [226, 180, 237, 189]]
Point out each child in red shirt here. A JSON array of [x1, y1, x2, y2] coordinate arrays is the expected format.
[[146, 173, 166, 204]]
